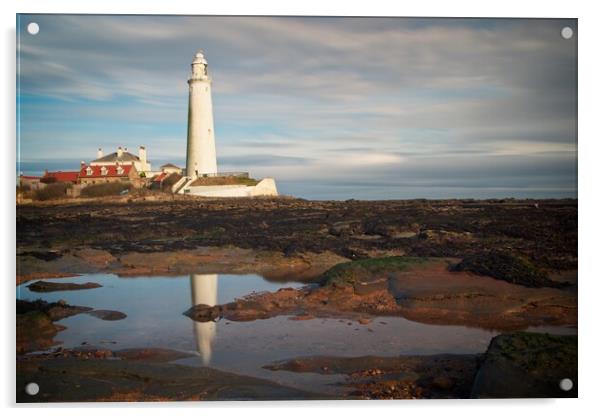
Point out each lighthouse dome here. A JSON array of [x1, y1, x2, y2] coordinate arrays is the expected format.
[[192, 50, 207, 65]]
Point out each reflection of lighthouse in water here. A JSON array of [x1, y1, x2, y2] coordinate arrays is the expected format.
[[189, 274, 218, 365]]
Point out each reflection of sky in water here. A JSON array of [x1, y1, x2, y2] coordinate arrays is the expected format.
[[16, 274, 577, 395], [16, 274, 305, 354]]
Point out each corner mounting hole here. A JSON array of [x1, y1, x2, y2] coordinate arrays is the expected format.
[[561, 27, 573, 40], [25, 382, 39, 396], [27, 22, 40, 35], [559, 378, 573, 391]]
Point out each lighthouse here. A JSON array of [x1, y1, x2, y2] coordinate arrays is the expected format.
[[186, 50, 217, 178], [178, 50, 278, 197]]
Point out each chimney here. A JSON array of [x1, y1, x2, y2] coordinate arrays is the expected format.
[[97, 148, 103, 159], [124, 147, 128, 152], [117, 146, 123, 158], [139, 146, 147, 169], [80, 161, 86, 168]]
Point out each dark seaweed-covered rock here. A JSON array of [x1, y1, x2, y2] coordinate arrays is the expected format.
[[17, 311, 62, 354], [17, 299, 92, 321], [450, 251, 564, 288], [18, 250, 62, 261], [184, 304, 222, 322], [321, 256, 427, 287], [17, 198, 577, 273], [27, 281, 102, 292], [16, 299, 95, 354], [471, 332, 577, 398]]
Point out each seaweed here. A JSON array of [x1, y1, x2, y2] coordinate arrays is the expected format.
[[450, 251, 567, 288]]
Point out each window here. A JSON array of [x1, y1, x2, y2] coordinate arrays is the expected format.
[[101, 166, 108, 176], [86, 167, 92, 176]]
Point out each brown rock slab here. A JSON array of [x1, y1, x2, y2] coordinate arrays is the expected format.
[[115, 348, 194, 362], [86, 310, 127, 321], [16, 357, 327, 402], [27, 280, 102, 292], [288, 314, 314, 321], [265, 353, 479, 399]]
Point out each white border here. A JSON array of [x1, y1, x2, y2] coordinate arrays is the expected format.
[[2, 1, 600, 415]]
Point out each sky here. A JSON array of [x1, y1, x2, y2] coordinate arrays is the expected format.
[[16, 15, 577, 200]]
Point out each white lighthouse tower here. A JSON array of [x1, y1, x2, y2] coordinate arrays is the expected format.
[[186, 50, 218, 178], [177, 50, 278, 197]]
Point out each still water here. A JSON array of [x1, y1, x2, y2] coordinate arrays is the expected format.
[[16, 273, 576, 394]]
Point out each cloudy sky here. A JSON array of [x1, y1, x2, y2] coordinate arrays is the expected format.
[[17, 15, 577, 199]]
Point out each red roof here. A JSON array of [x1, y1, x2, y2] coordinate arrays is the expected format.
[[43, 171, 80, 183], [152, 172, 168, 182], [80, 164, 133, 178]]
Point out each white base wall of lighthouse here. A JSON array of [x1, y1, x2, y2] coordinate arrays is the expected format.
[[181, 178, 279, 198]]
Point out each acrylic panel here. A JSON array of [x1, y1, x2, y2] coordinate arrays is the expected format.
[[16, 14, 577, 402]]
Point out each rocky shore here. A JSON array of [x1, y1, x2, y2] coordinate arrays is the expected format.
[[264, 332, 577, 399], [16, 197, 578, 400], [16, 332, 577, 401], [17, 347, 325, 402], [185, 257, 576, 331], [17, 299, 126, 353], [17, 197, 576, 279]]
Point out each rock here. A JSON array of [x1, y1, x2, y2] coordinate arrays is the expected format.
[[179, 257, 575, 330], [93, 349, 113, 359], [184, 304, 221, 322], [114, 348, 194, 362], [328, 221, 360, 237], [17, 356, 327, 402], [358, 318, 372, 325], [46, 305, 93, 321], [72, 248, 116, 268], [431, 376, 455, 390], [265, 353, 479, 399], [17, 299, 92, 321], [283, 242, 301, 257], [450, 251, 563, 288], [17, 198, 577, 279], [19, 250, 62, 261], [362, 217, 391, 237], [321, 256, 426, 287], [27, 281, 102, 292], [16, 311, 61, 354], [288, 314, 314, 321], [86, 310, 127, 321], [471, 332, 577, 398], [353, 279, 388, 296]]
